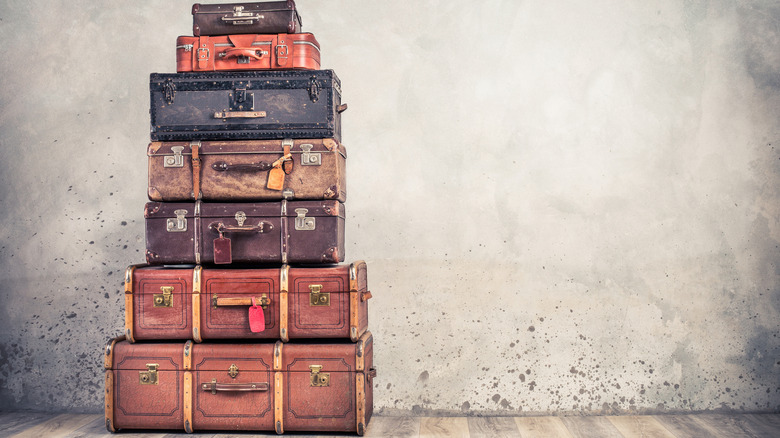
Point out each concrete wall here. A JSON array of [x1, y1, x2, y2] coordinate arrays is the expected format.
[[0, 0, 778, 414]]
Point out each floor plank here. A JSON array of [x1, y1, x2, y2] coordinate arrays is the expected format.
[[693, 413, 771, 437], [654, 415, 718, 437], [364, 416, 420, 437], [0, 412, 54, 435], [607, 416, 676, 438], [419, 417, 469, 438], [514, 416, 574, 438], [742, 414, 780, 437], [560, 416, 624, 438], [9, 414, 97, 438], [467, 417, 519, 438]]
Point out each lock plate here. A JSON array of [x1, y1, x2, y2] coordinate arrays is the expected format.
[[309, 284, 330, 306], [228, 364, 239, 378], [294, 208, 315, 231], [309, 365, 330, 387], [164, 146, 185, 168], [154, 286, 174, 308], [139, 364, 159, 385], [300, 144, 321, 166], [166, 209, 188, 232]]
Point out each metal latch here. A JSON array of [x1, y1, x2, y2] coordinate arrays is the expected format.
[[235, 211, 246, 226], [294, 208, 315, 231], [229, 85, 254, 111], [300, 144, 321, 166], [154, 286, 174, 308], [228, 364, 239, 378], [167, 209, 188, 232], [176, 44, 193, 52], [309, 365, 330, 387], [139, 364, 159, 385], [309, 284, 329, 306], [164, 146, 185, 168]]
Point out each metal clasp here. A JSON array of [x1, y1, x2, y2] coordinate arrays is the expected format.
[[309, 365, 330, 387], [294, 208, 315, 231], [228, 364, 239, 379], [139, 364, 159, 385], [309, 284, 329, 306], [167, 209, 188, 232], [235, 211, 247, 227], [197, 46, 210, 62], [163, 79, 176, 105], [153, 286, 174, 308], [300, 144, 321, 166], [164, 146, 185, 168]]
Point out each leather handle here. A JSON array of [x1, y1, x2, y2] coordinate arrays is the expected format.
[[337, 103, 348, 113], [221, 47, 265, 60], [210, 221, 273, 234], [221, 15, 260, 24], [368, 368, 377, 379], [202, 380, 269, 393], [214, 110, 267, 119], [213, 296, 271, 309], [361, 291, 372, 302], [212, 161, 273, 173]]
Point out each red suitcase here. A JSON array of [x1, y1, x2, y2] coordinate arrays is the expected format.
[[144, 200, 345, 265], [176, 33, 320, 72], [123, 262, 371, 342], [104, 332, 375, 434]]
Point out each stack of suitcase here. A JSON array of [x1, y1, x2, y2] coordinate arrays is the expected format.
[[104, 2, 375, 434]]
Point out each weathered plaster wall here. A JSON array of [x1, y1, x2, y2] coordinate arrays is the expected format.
[[0, 0, 778, 414]]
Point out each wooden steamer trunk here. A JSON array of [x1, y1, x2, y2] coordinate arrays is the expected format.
[[123, 262, 370, 342], [104, 332, 375, 434]]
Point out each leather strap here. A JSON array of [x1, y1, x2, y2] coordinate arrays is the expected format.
[[196, 37, 210, 70], [282, 139, 293, 174], [191, 141, 202, 199]]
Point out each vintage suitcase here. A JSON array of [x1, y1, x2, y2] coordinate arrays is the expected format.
[[176, 33, 320, 72], [192, 1, 302, 37], [149, 70, 345, 141], [147, 138, 346, 202], [123, 262, 370, 342], [145, 200, 344, 265], [104, 332, 375, 434]]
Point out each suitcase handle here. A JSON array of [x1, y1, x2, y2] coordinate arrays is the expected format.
[[212, 294, 271, 309], [210, 221, 273, 234], [220, 47, 266, 61], [212, 161, 273, 172], [202, 379, 269, 395], [214, 110, 267, 119]]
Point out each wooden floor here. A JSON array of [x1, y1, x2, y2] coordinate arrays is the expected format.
[[1, 412, 779, 437]]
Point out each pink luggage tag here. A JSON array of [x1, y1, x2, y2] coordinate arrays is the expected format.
[[213, 228, 232, 265], [249, 297, 265, 333]]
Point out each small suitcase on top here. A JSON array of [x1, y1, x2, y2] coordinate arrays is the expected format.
[[176, 33, 320, 72], [192, 1, 302, 36], [123, 262, 370, 343], [104, 332, 375, 434], [147, 138, 346, 202]]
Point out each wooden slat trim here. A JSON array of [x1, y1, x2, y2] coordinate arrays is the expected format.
[[183, 340, 193, 370], [350, 289, 359, 341], [279, 265, 289, 342], [124, 294, 135, 343], [274, 372, 284, 434], [356, 372, 366, 436], [183, 371, 193, 433], [192, 293, 202, 343], [104, 371, 114, 432]]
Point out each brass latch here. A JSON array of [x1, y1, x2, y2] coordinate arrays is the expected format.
[[139, 364, 159, 385], [309, 284, 329, 306], [309, 365, 330, 387], [228, 364, 239, 378], [154, 286, 174, 308]]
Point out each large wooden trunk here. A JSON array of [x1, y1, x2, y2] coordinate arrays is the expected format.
[[104, 333, 375, 434], [149, 70, 344, 142], [192, 1, 302, 36], [123, 262, 370, 342], [147, 138, 346, 202], [176, 33, 320, 72], [144, 200, 345, 265]]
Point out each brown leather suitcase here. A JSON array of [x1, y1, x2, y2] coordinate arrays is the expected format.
[[193, 1, 301, 36], [123, 262, 370, 342], [104, 332, 375, 434], [144, 200, 345, 265], [176, 33, 319, 72], [147, 138, 346, 202]]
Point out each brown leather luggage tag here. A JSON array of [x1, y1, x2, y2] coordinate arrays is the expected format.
[[248, 297, 265, 332], [213, 230, 232, 264], [266, 153, 292, 191]]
